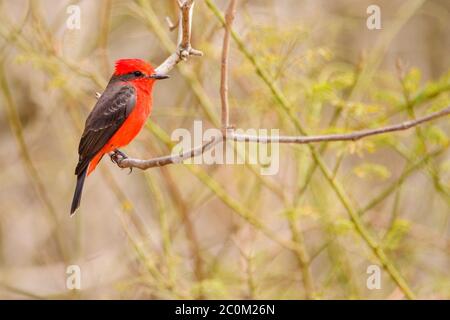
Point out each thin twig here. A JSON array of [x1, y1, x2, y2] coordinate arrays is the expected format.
[[154, 0, 203, 76], [116, 136, 220, 170], [114, 106, 449, 170], [228, 106, 450, 143], [220, 0, 236, 131], [165, 16, 179, 31]]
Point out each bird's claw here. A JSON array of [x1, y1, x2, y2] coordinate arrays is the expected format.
[[110, 149, 126, 164], [110, 149, 132, 174]]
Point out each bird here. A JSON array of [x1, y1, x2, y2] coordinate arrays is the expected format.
[[70, 58, 169, 215]]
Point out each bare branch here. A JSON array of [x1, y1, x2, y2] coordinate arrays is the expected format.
[[179, 0, 193, 50], [155, 0, 203, 76], [220, 0, 237, 132], [116, 136, 222, 170], [114, 106, 450, 170], [165, 16, 179, 31], [228, 106, 450, 144]]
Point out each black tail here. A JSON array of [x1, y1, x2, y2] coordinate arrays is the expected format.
[[70, 167, 88, 215]]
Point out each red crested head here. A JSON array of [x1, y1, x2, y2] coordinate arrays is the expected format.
[[114, 59, 154, 76], [113, 59, 170, 82]]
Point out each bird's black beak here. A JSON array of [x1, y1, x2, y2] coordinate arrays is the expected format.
[[148, 73, 170, 80]]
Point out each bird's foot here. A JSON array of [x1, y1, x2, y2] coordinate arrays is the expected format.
[[110, 149, 133, 174], [111, 149, 128, 161]]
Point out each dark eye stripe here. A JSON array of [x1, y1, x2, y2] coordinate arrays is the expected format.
[[114, 71, 145, 82]]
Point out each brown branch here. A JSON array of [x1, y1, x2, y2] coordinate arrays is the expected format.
[[220, 0, 237, 131], [179, 0, 193, 49], [228, 106, 450, 143], [165, 16, 179, 31], [154, 0, 203, 76], [115, 106, 450, 170], [116, 136, 221, 170]]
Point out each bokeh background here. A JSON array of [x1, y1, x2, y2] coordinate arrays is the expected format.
[[0, 0, 449, 299]]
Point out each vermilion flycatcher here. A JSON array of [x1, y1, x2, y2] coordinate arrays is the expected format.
[[70, 59, 168, 215]]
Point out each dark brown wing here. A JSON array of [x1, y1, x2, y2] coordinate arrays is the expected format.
[[75, 82, 136, 175]]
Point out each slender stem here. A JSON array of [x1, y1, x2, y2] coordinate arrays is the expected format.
[[153, 0, 203, 76], [220, 0, 236, 131], [115, 106, 449, 170]]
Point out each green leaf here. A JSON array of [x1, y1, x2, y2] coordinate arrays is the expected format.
[[373, 90, 402, 109], [403, 68, 421, 95], [424, 125, 449, 147], [191, 279, 228, 299], [353, 163, 391, 180], [382, 219, 411, 251], [331, 71, 355, 90], [333, 218, 354, 235], [309, 81, 334, 102]]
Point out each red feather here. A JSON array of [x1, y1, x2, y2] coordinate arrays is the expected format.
[[114, 59, 155, 76]]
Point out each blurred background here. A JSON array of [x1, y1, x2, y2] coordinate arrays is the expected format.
[[0, 0, 449, 299]]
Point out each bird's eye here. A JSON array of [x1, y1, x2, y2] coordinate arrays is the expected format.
[[133, 71, 144, 77]]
